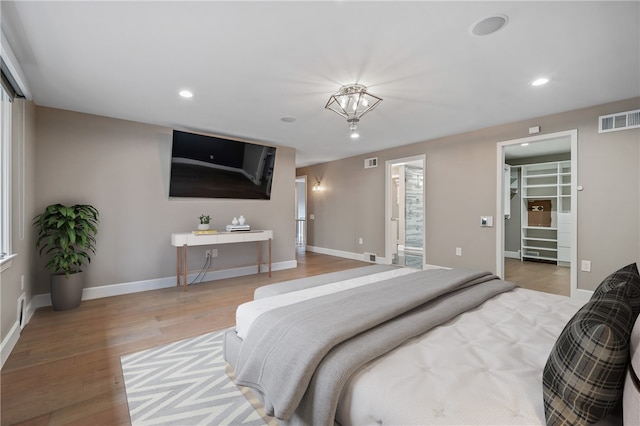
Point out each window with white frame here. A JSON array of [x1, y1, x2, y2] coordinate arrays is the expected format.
[[1, 78, 12, 260]]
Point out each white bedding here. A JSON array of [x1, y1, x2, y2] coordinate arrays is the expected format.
[[335, 287, 586, 426], [235, 267, 417, 339]]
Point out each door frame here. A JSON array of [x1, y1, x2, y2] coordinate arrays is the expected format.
[[495, 129, 578, 297], [295, 175, 307, 246], [385, 154, 426, 267]]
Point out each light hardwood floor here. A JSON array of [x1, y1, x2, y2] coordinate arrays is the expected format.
[[1, 251, 368, 426], [504, 257, 570, 296], [1, 253, 569, 425]]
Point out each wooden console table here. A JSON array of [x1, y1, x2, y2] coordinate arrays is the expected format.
[[170, 230, 273, 291]]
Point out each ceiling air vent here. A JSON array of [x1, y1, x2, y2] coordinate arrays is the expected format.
[[364, 157, 378, 169], [598, 109, 640, 133]]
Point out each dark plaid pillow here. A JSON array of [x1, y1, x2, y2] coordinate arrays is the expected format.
[[543, 286, 633, 426], [592, 262, 640, 318]]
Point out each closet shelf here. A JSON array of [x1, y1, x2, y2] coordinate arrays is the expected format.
[[523, 172, 557, 179], [523, 184, 558, 189], [522, 254, 558, 262], [523, 237, 557, 242], [523, 244, 558, 250]]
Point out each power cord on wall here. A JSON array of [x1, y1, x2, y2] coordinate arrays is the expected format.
[[188, 252, 212, 286]]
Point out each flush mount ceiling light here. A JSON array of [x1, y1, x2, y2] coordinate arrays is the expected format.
[[469, 14, 509, 36], [325, 84, 382, 138], [531, 77, 550, 86], [179, 90, 193, 98]]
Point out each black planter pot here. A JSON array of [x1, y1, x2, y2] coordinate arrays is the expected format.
[[50, 272, 84, 311]]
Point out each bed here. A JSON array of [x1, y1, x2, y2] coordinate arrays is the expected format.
[[223, 263, 640, 426]]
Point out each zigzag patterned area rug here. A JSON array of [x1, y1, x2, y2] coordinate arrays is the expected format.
[[120, 329, 276, 425]]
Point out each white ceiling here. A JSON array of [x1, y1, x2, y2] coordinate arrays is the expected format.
[[504, 135, 571, 160], [2, 1, 639, 167]]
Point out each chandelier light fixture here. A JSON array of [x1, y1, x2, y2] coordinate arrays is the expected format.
[[325, 84, 382, 139]]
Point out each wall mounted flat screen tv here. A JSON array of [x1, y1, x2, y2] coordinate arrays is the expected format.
[[169, 130, 276, 200]]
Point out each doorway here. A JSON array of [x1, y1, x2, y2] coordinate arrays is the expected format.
[[385, 155, 425, 269], [496, 130, 577, 297]]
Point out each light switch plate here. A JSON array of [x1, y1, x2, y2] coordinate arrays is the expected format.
[[480, 216, 494, 227]]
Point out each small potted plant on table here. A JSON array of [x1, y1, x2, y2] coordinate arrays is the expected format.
[[198, 214, 211, 230]]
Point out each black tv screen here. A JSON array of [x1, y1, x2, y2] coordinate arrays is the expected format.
[[169, 130, 276, 199]]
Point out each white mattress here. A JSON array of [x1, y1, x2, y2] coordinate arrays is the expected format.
[[235, 267, 417, 339], [335, 287, 586, 426]]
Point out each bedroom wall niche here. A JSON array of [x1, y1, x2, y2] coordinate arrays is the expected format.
[[386, 156, 425, 269], [497, 130, 576, 296]]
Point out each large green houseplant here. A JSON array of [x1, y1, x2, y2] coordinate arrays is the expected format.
[[34, 204, 99, 311]]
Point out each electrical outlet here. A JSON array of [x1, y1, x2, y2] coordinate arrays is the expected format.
[[358, 237, 363, 245], [205, 249, 211, 260]]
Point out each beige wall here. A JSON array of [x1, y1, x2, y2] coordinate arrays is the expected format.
[[32, 107, 296, 295], [299, 97, 640, 291], [1, 99, 36, 344]]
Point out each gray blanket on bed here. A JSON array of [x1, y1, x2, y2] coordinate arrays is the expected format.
[[234, 268, 516, 425]]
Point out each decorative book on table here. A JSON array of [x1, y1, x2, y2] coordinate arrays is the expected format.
[[193, 229, 218, 235], [225, 224, 251, 232]]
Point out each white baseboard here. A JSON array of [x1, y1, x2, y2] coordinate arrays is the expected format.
[[504, 251, 521, 259], [1, 259, 297, 367], [30, 293, 53, 312], [425, 263, 449, 270], [572, 288, 593, 301], [1, 321, 21, 369], [49, 259, 298, 302], [305, 245, 388, 264], [1, 295, 40, 369]]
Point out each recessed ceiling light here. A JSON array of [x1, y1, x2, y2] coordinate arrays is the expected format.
[[281, 116, 296, 123], [469, 15, 509, 37], [521, 143, 530, 146], [179, 90, 193, 98], [531, 78, 549, 87], [350, 131, 360, 140]]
